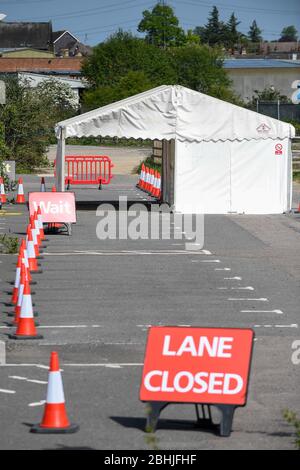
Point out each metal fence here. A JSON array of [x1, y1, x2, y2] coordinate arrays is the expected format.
[[256, 102, 300, 122]]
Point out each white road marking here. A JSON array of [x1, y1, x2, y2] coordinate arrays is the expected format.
[[224, 277, 242, 280], [9, 375, 47, 384], [0, 340, 5, 365], [215, 268, 231, 271], [0, 388, 16, 394], [254, 324, 298, 328], [0, 325, 103, 330], [228, 298, 268, 301], [219, 286, 254, 291], [28, 400, 46, 407], [241, 309, 283, 314], [199, 259, 221, 263], [63, 363, 143, 367], [43, 250, 212, 256]]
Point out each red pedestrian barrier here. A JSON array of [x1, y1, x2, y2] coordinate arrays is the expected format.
[[64, 155, 114, 189]]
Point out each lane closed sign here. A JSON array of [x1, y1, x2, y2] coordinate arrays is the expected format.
[[140, 327, 254, 406], [28, 192, 77, 223]]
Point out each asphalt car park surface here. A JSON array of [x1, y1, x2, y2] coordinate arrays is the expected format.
[[0, 174, 299, 450]]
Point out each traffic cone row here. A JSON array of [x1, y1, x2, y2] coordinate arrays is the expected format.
[[0, 177, 7, 203], [7, 191, 79, 434], [9, 209, 45, 334], [137, 164, 161, 199]]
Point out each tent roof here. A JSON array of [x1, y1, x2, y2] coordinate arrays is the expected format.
[[55, 85, 295, 142]]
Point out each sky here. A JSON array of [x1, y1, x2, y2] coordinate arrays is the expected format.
[[0, 0, 300, 46]]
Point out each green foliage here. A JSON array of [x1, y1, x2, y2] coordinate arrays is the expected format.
[[194, 6, 225, 46], [83, 70, 154, 109], [81, 30, 176, 90], [248, 20, 262, 43], [283, 409, 300, 449], [279, 25, 298, 42], [246, 86, 291, 109], [0, 76, 77, 171], [82, 31, 240, 110], [137, 3, 186, 49], [0, 234, 19, 254], [169, 44, 232, 97], [135, 156, 161, 175]]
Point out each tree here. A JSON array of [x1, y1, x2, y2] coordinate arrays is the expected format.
[[81, 30, 176, 90], [137, 3, 186, 48], [279, 25, 298, 42], [194, 6, 228, 47], [169, 44, 236, 100], [83, 71, 154, 109], [246, 86, 291, 109], [226, 13, 241, 49], [0, 76, 77, 170], [248, 20, 262, 42]]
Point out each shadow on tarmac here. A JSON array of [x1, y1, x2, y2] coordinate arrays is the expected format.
[[110, 416, 219, 435]]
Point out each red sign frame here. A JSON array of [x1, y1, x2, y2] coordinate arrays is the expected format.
[[140, 326, 254, 406]]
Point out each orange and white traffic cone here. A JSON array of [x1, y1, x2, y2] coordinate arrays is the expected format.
[[37, 206, 45, 241], [40, 177, 46, 192], [11, 263, 26, 325], [31, 352, 79, 434], [9, 272, 42, 339], [151, 170, 157, 197], [0, 177, 7, 203], [156, 172, 161, 199], [16, 178, 26, 204], [144, 167, 149, 192], [138, 164, 144, 189], [26, 226, 40, 272], [20, 238, 34, 283], [31, 213, 42, 248], [139, 164, 145, 190], [11, 252, 22, 305], [29, 215, 42, 258]]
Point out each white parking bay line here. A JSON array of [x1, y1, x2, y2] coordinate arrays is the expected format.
[[254, 324, 298, 329], [218, 286, 254, 291], [63, 363, 143, 367], [0, 388, 16, 394], [28, 400, 46, 407], [228, 298, 268, 301], [241, 309, 283, 314], [215, 268, 231, 271], [0, 325, 103, 330], [224, 277, 242, 280]]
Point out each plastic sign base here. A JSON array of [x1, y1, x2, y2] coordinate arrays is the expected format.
[[9, 334, 44, 340], [145, 401, 236, 437], [30, 423, 79, 434]]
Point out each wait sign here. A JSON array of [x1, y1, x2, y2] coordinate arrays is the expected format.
[[28, 192, 76, 223], [140, 326, 254, 436]]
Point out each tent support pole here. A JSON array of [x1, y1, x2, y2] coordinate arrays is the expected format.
[[56, 127, 66, 192]]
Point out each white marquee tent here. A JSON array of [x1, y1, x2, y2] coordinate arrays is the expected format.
[[55, 85, 295, 214]]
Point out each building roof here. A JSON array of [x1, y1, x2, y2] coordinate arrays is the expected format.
[[0, 57, 83, 73], [224, 59, 300, 69], [0, 22, 52, 50]]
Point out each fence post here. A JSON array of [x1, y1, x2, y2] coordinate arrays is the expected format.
[[277, 100, 280, 120]]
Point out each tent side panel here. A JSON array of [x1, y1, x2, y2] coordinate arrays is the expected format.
[[230, 139, 290, 214], [174, 141, 231, 214]]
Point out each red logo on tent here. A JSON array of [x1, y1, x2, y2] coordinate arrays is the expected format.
[[140, 326, 254, 406], [275, 143, 283, 155], [256, 123, 271, 133]]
